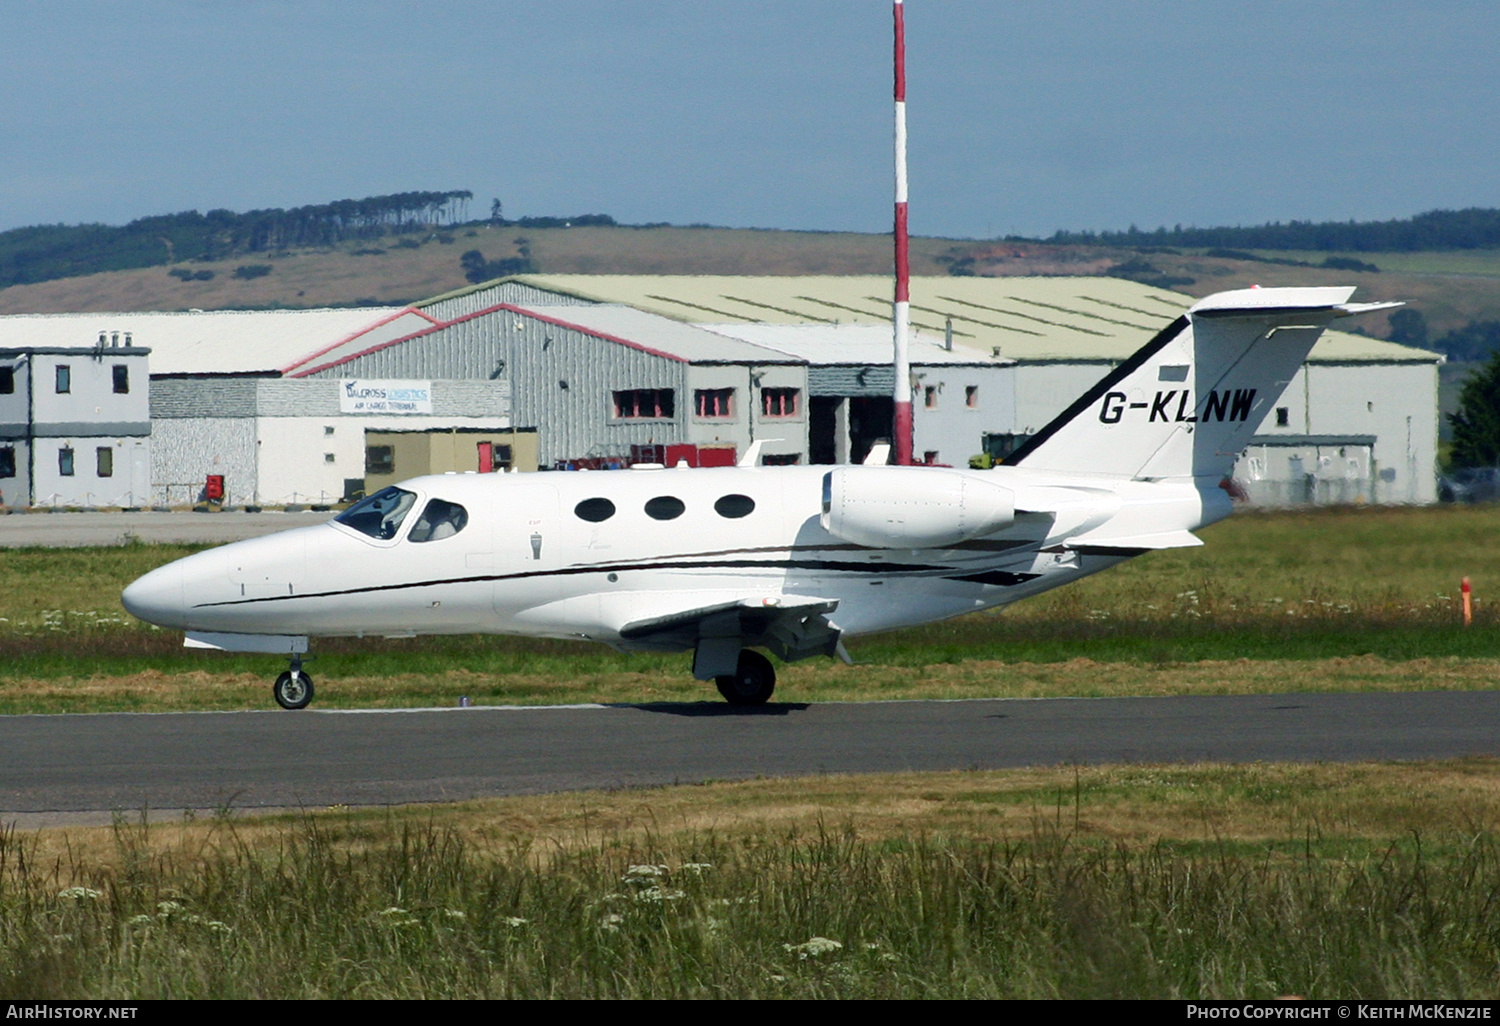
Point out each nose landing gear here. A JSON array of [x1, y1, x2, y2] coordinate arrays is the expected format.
[[273, 656, 315, 710]]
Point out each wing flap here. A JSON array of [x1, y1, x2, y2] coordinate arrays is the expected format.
[[619, 595, 843, 673]]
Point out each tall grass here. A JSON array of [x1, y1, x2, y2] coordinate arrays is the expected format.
[[3, 814, 1500, 998]]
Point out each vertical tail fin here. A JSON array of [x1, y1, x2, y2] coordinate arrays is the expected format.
[[1004, 287, 1398, 481]]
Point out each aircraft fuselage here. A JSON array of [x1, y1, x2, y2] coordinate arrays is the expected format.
[[121, 463, 1224, 649]]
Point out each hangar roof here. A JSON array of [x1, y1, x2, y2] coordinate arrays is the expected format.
[[513, 304, 802, 364], [0, 307, 404, 376], [464, 274, 1435, 365], [701, 322, 1010, 366]]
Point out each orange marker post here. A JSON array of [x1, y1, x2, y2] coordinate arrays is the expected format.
[[1462, 577, 1473, 628]]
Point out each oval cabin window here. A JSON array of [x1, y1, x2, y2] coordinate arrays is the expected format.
[[644, 496, 686, 521], [714, 494, 755, 518], [574, 497, 616, 523]]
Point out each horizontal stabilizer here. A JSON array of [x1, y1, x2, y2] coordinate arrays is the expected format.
[[1188, 285, 1356, 319], [1336, 301, 1404, 317]]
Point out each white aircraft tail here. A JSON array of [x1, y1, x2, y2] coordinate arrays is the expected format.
[[1004, 287, 1398, 481]]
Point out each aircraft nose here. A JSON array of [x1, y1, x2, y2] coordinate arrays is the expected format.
[[121, 562, 188, 629]]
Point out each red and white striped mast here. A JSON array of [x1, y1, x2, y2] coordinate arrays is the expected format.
[[891, 0, 914, 465]]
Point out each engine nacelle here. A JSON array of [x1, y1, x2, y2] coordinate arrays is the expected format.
[[820, 467, 1016, 549]]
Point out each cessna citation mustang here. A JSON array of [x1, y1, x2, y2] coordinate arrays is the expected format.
[[123, 286, 1395, 709]]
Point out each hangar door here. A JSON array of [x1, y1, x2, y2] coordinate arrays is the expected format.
[[1237, 437, 1376, 506]]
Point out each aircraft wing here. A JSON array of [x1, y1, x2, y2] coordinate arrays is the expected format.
[[1065, 529, 1204, 555], [619, 595, 843, 672]]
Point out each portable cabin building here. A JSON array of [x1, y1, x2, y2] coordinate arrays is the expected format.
[[0, 336, 150, 507]]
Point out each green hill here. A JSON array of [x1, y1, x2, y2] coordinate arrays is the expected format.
[[4, 196, 1500, 363]]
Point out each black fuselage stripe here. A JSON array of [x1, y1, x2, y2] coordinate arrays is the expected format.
[[1005, 314, 1190, 466], [192, 556, 1032, 608]]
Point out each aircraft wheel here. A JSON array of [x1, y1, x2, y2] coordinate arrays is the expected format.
[[273, 670, 315, 710], [715, 650, 775, 706]]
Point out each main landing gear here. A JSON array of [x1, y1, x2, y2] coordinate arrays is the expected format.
[[273, 656, 315, 710], [715, 649, 776, 706]]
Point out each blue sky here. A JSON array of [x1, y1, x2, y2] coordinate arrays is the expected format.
[[3, 1, 1497, 238]]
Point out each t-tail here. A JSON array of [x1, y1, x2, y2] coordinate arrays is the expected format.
[[1003, 286, 1399, 482]]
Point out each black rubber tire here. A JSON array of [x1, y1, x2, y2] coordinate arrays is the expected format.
[[714, 650, 775, 706], [273, 670, 314, 710]]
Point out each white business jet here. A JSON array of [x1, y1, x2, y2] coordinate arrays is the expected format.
[[122, 286, 1394, 709]]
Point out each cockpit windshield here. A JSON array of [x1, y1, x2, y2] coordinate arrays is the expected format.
[[408, 498, 469, 543], [335, 486, 417, 540]]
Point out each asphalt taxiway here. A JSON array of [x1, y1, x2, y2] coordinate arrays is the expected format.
[[2, 690, 1497, 826]]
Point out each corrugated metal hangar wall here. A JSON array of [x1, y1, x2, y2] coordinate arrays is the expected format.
[[0, 275, 1442, 507]]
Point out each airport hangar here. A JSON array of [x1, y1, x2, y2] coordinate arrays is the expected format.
[[0, 275, 1439, 507]]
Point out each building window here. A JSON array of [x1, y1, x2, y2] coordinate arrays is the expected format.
[[694, 388, 734, 418], [55, 365, 70, 394], [0, 367, 13, 394], [761, 387, 799, 418], [324, 453, 336, 463], [1275, 407, 1290, 427], [59, 447, 74, 476], [762, 453, 800, 466], [0, 447, 14, 478], [324, 425, 335, 436], [112, 365, 129, 394], [924, 385, 938, 409], [614, 389, 674, 419], [366, 445, 395, 475], [96, 447, 113, 478], [965, 385, 979, 408]]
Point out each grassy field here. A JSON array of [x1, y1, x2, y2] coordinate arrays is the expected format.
[[7, 761, 1500, 998], [6, 505, 1500, 998], [0, 224, 968, 316], [1095, 250, 1500, 338], [1242, 249, 1500, 278], [0, 503, 1496, 712]]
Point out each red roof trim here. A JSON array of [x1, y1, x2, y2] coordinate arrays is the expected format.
[[278, 307, 424, 375], [288, 301, 688, 377], [501, 304, 688, 363]]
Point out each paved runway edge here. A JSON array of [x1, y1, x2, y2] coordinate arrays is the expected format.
[[2, 692, 1497, 817]]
